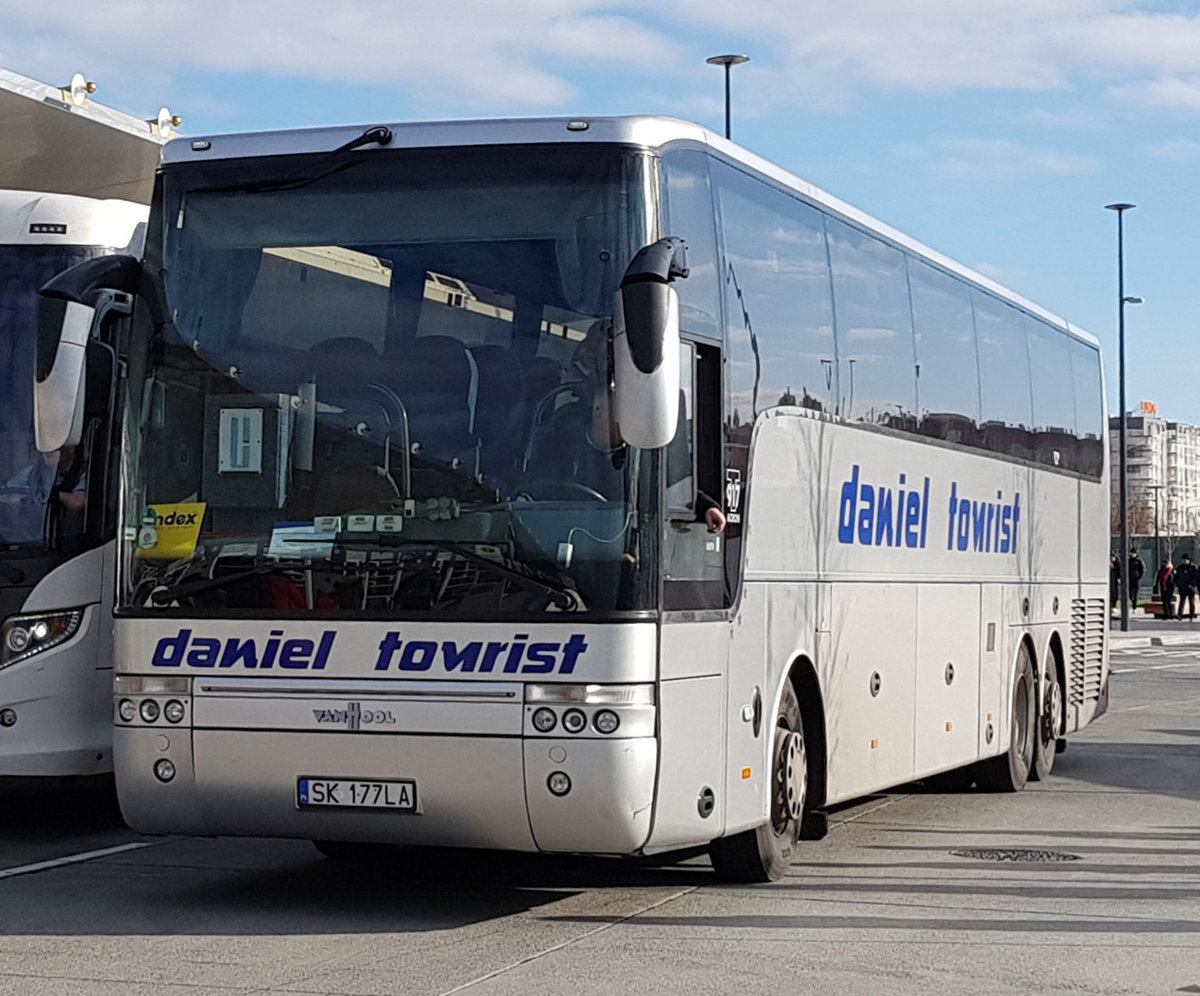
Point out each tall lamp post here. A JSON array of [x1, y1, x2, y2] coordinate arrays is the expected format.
[[1105, 202, 1140, 630], [706, 54, 749, 140], [1149, 483, 1165, 591]]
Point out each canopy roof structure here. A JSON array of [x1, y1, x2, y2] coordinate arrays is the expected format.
[[0, 67, 172, 204]]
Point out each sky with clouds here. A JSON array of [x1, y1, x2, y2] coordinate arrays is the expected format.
[[2, 0, 1199, 420]]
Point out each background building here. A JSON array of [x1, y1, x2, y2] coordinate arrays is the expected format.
[[1110, 404, 1200, 567]]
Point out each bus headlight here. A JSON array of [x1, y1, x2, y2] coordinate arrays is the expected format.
[[0, 610, 84, 668], [547, 771, 571, 796], [561, 709, 587, 734], [154, 759, 176, 782], [118, 699, 137, 723], [139, 700, 160, 723], [531, 707, 557, 733], [593, 709, 620, 735], [163, 700, 186, 724]]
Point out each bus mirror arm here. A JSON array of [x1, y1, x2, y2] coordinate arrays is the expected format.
[[612, 237, 686, 450]]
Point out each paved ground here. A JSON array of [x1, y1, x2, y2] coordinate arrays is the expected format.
[[1, 639, 1198, 996]]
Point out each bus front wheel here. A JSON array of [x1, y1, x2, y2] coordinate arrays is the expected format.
[[710, 681, 806, 882], [974, 644, 1036, 792]]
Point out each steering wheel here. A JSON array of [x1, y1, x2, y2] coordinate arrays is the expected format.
[[522, 480, 609, 502]]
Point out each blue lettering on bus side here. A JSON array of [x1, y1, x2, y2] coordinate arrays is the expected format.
[[837, 465, 1020, 555], [839, 465, 930, 549]]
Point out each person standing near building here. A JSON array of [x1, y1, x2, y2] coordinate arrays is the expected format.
[[1157, 559, 1175, 619], [1110, 553, 1120, 612], [1128, 549, 1145, 610], [1175, 554, 1198, 621]]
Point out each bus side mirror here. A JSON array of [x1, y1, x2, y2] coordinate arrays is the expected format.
[[34, 298, 93, 452], [612, 238, 687, 450], [34, 253, 142, 452]]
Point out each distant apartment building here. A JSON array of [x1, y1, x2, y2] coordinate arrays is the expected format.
[[1109, 408, 1200, 538]]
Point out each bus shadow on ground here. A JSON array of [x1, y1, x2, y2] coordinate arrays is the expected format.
[[0, 839, 714, 936], [0, 774, 125, 835]]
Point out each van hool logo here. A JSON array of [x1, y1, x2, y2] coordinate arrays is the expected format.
[[312, 702, 395, 731]]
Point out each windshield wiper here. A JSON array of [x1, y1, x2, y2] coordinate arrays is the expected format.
[[339, 537, 582, 610], [148, 563, 296, 605]]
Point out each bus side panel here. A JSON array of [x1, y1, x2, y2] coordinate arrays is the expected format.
[[646, 672, 725, 850], [914, 583, 980, 776], [978, 583, 1005, 757], [822, 582, 917, 803]]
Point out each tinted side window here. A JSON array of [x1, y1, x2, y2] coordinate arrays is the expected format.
[[662, 150, 722, 341], [1027, 319, 1077, 470], [712, 161, 837, 426], [826, 219, 917, 428], [909, 259, 981, 447], [974, 290, 1033, 461], [1069, 338, 1105, 478]]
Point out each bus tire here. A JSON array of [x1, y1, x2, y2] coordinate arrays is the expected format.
[[974, 643, 1035, 793], [1031, 656, 1063, 782], [709, 681, 805, 882]]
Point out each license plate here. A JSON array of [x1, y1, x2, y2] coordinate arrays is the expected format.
[[297, 777, 418, 811]]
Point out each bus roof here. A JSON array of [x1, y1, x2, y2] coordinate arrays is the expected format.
[[166, 114, 1100, 349], [0, 67, 167, 204]]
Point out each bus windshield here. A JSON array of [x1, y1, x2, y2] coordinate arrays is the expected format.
[[0, 244, 97, 551], [120, 144, 660, 616]]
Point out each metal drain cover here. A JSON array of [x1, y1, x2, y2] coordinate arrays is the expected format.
[[950, 848, 1082, 862]]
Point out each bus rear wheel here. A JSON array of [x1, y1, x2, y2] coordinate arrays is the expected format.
[[974, 644, 1035, 792], [1031, 659, 1063, 781], [710, 682, 805, 882]]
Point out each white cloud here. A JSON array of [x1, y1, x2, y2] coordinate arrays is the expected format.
[[898, 138, 1099, 179], [3, 0, 1200, 118]]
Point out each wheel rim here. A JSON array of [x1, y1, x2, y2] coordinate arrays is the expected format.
[[772, 726, 806, 832], [1041, 677, 1062, 746]]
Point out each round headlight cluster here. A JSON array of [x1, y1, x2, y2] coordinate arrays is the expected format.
[[528, 706, 622, 736], [121, 698, 188, 724]]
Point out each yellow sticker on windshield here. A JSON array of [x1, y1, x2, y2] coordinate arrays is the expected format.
[[136, 503, 206, 560]]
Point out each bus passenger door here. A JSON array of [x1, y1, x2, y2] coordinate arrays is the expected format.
[[651, 340, 738, 851]]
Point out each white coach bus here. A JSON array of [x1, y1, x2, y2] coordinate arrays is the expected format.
[[0, 66, 168, 777], [39, 116, 1108, 879]]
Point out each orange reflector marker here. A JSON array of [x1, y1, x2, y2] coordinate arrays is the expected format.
[[987, 712, 994, 722], [870, 738, 879, 749], [742, 767, 752, 780], [946, 722, 953, 732]]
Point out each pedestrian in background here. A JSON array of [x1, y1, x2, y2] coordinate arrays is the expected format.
[[1110, 553, 1120, 612], [1129, 549, 1145, 609], [1175, 554, 1198, 621], [1157, 559, 1175, 620]]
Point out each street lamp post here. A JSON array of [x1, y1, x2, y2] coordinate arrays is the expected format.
[[1149, 483, 1164, 589], [1105, 202, 1139, 630], [706, 54, 749, 140]]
